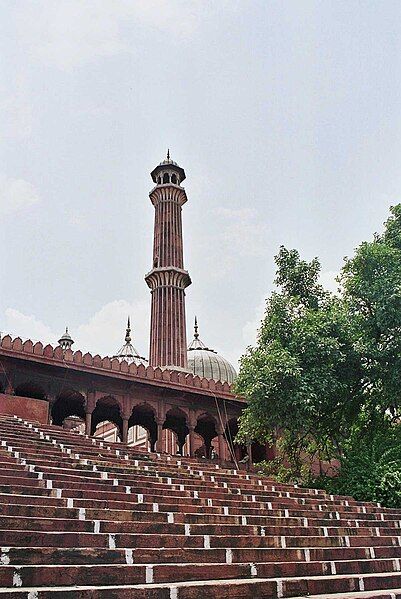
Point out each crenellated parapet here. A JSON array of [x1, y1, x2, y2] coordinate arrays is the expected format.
[[0, 334, 239, 401]]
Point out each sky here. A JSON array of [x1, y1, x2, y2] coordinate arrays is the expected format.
[[1, 0, 401, 368]]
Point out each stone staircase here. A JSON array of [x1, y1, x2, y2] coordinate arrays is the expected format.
[[0, 415, 401, 598]]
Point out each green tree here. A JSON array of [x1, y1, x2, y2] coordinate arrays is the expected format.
[[236, 205, 401, 503], [341, 204, 401, 420], [235, 247, 362, 478]]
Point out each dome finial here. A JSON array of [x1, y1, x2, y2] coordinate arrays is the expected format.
[[187, 319, 237, 384], [167, 148, 170, 160], [113, 317, 148, 366], [125, 316, 131, 344]]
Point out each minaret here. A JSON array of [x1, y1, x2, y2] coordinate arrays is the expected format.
[[145, 151, 191, 369]]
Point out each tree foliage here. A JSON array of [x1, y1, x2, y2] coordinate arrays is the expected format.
[[235, 247, 361, 470], [322, 414, 401, 508], [236, 205, 401, 504], [341, 205, 401, 420]]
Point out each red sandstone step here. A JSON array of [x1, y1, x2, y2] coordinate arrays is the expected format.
[[4, 503, 397, 539], [0, 458, 378, 512], [0, 448, 390, 516], [3, 575, 401, 598], [5, 544, 401, 565], [2, 540, 401, 564], [1, 418, 401, 599], [0, 490, 397, 533], [0, 495, 394, 528], [1, 494, 392, 530], [3, 514, 398, 549], [0, 557, 400, 587]]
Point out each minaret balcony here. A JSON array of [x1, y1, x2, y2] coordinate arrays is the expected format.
[[145, 266, 192, 291], [149, 185, 188, 207]]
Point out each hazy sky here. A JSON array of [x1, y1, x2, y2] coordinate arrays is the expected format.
[[1, 0, 401, 368]]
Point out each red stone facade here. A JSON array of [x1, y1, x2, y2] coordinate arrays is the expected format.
[[0, 333, 246, 461], [0, 393, 48, 424]]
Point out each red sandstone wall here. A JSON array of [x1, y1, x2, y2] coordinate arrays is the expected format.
[[0, 393, 49, 424]]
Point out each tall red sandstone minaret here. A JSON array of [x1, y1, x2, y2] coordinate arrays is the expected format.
[[145, 151, 191, 369]]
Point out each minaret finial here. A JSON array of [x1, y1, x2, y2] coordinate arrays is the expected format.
[[125, 316, 131, 344], [194, 316, 199, 339], [167, 148, 170, 160]]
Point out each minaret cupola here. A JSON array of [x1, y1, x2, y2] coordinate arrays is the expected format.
[[58, 327, 74, 351], [150, 149, 186, 187]]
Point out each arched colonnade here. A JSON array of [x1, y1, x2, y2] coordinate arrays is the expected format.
[[47, 388, 243, 460], [7, 381, 273, 464]]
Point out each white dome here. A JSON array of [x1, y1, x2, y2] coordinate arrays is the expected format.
[[187, 319, 237, 385]]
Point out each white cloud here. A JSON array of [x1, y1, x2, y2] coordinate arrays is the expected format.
[[16, 0, 233, 70], [0, 90, 33, 140], [75, 299, 149, 357], [215, 206, 268, 259], [241, 298, 266, 348], [2, 298, 150, 359], [69, 210, 87, 229], [2, 309, 57, 345], [0, 175, 40, 215]]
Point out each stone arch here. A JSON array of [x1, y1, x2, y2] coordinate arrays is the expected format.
[[51, 389, 86, 426], [129, 402, 157, 451], [91, 395, 122, 439], [163, 407, 189, 456], [14, 381, 47, 401], [195, 412, 218, 459], [171, 173, 177, 184], [163, 172, 170, 184]]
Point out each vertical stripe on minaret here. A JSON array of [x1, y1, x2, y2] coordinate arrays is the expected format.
[[145, 156, 191, 369]]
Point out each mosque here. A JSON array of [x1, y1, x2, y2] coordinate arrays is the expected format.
[[0, 155, 267, 464]]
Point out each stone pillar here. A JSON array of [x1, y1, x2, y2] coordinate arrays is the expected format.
[[188, 425, 196, 457], [84, 411, 92, 436], [85, 390, 96, 436], [122, 417, 129, 444], [156, 418, 164, 453], [247, 442, 253, 471], [217, 429, 225, 461]]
